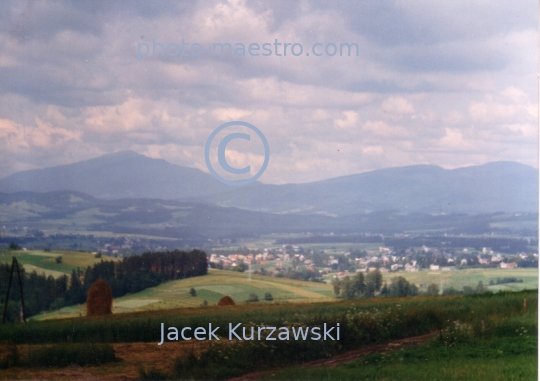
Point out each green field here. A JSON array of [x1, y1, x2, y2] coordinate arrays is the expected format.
[[381, 268, 538, 292], [266, 335, 537, 381], [30, 269, 334, 320], [0, 289, 535, 380], [0, 249, 119, 278]]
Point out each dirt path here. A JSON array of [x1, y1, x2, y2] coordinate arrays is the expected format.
[[0, 332, 439, 380], [228, 331, 440, 381]]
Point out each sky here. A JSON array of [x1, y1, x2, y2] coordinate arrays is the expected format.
[[0, 0, 537, 184]]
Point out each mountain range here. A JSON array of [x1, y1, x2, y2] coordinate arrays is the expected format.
[[0, 151, 536, 216]]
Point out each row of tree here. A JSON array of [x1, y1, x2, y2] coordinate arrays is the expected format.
[[334, 270, 419, 299], [334, 271, 498, 300], [1, 250, 207, 322]]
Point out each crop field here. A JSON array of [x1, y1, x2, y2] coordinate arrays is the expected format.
[[30, 269, 334, 320], [0, 290, 535, 380], [0, 249, 119, 277], [380, 268, 538, 292]]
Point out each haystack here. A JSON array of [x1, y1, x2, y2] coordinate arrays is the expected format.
[[86, 279, 113, 316], [217, 296, 235, 306]]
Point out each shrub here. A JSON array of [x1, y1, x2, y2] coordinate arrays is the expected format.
[[189, 288, 196, 297], [55, 256, 63, 264], [264, 292, 274, 301], [247, 293, 259, 302], [8, 242, 20, 251]]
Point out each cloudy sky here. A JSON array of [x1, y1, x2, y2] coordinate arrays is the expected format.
[[0, 0, 537, 184]]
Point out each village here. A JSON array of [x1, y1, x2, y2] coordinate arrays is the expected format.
[[207, 243, 537, 280]]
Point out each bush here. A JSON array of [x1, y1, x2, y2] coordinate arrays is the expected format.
[[94, 252, 102, 258], [55, 256, 63, 264], [247, 293, 259, 302], [264, 292, 273, 301], [189, 288, 196, 297], [8, 242, 20, 251]]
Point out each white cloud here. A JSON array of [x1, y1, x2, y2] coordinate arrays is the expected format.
[[0, 1, 536, 183]]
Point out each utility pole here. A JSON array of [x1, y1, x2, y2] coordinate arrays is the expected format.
[[2, 257, 26, 324]]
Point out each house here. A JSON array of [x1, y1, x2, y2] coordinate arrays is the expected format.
[[460, 259, 467, 266], [405, 264, 418, 272], [478, 258, 490, 265], [429, 265, 440, 271], [500, 262, 518, 269]]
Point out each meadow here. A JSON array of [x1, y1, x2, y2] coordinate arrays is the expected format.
[[0, 249, 119, 278], [0, 290, 535, 380], [30, 269, 334, 320], [381, 267, 538, 292], [265, 309, 537, 381], [16, 251, 535, 321]]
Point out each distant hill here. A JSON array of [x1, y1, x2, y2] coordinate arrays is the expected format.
[[0, 151, 536, 215], [0, 191, 536, 239], [0, 151, 230, 199], [200, 162, 538, 215]]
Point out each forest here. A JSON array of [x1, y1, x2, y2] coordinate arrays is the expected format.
[[0, 249, 207, 322]]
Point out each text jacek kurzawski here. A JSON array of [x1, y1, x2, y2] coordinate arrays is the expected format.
[[158, 323, 340, 345]]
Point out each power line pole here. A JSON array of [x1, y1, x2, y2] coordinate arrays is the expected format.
[[2, 257, 26, 324]]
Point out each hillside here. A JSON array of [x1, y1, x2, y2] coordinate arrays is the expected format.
[[30, 269, 334, 320], [202, 161, 538, 215], [0, 151, 230, 200], [0, 249, 119, 278], [0, 151, 536, 215], [29, 267, 538, 322], [0, 191, 536, 242]]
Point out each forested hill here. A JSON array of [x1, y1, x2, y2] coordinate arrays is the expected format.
[[0, 151, 536, 215], [1, 250, 207, 322]]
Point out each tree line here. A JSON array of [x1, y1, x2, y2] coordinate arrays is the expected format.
[[333, 270, 419, 299], [333, 270, 501, 300], [1, 249, 207, 322]]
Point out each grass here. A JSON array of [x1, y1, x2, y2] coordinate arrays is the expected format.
[[258, 292, 538, 381], [24, 343, 118, 368], [132, 290, 537, 380], [30, 269, 334, 320], [6, 289, 533, 346], [0, 249, 119, 278], [380, 268, 538, 292], [0, 290, 535, 380], [264, 338, 537, 381]]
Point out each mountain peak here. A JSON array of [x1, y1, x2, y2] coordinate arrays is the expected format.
[[106, 150, 142, 158]]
